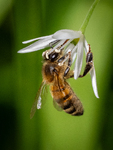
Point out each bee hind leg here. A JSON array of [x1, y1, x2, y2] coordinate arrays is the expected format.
[[79, 62, 93, 78], [79, 45, 93, 78]]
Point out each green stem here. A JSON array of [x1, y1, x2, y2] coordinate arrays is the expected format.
[[80, 0, 100, 34]]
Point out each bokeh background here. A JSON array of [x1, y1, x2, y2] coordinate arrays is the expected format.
[[0, 0, 113, 150]]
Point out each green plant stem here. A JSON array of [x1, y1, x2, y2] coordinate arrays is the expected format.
[[80, 0, 100, 34]]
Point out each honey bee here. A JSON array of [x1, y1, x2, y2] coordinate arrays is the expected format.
[[30, 44, 93, 119]]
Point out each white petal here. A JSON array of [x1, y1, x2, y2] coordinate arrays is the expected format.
[[65, 43, 75, 53], [53, 29, 81, 40], [22, 35, 53, 44], [90, 67, 99, 98], [84, 39, 89, 54], [74, 35, 84, 79], [17, 37, 55, 53], [71, 45, 78, 63]]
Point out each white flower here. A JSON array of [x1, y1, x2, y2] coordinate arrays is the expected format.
[[18, 29, 99, 98]]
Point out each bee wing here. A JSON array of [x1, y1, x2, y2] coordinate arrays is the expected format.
[[30, 81, 47, 119], [53, 99, 63, 111]]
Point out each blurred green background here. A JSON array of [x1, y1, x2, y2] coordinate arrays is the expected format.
[[0, 0, 113, 150]]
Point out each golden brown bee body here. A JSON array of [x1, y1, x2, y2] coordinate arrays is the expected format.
[[42, 60, 84, 116], [30, 47, 89, 118]]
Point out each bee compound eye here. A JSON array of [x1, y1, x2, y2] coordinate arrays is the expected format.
[[49, 66, 58, 75], [49, 52, 58, 62], [49, 66, 54, 74]]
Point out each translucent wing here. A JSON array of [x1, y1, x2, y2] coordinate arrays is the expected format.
[[30, 81, 47, 119], [53, 99, 62, 111]]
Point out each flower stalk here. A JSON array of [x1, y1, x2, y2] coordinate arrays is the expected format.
[[80, 0, 100, 34]]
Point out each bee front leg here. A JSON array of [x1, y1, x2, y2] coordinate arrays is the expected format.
[[57, 51, 74, 79], [63, 52, 75, 79], [64, 52, 72, 77], [79, 45, 93, 78]]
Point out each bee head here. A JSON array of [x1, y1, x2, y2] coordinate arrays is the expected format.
[[42, 49, 61, 62]]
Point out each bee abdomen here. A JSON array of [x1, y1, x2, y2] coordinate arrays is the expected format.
[[64, 106, 76, 114], [51, 84, 84, 116], [61, 95, 84, 116]]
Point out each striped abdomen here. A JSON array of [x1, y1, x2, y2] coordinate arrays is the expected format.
[[50, 81, 84, 116]]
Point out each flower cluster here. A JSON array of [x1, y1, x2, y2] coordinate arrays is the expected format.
[[18, 29, 99, 98]]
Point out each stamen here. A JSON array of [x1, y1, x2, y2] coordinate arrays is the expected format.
[[58, 62, 63, 66], [65, 43, 75, 54], [55, 49, 60, 53], [46, 52, 49, 59], [47, 49, 55, 55], [42, 51, 45, 57], [59, 39, 73, 51], [49, 40, 60, 48], [58, 55, 69, 66], [46, 40, 65, 56], [52, 40, 66, 50]]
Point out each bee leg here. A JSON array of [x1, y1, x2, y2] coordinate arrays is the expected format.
[[79, 62, 93, 77], [57, 51, 73, 79], [64, 70, 74, 79], [64, 52, 72, 77], [79, 45, 93, 78]]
